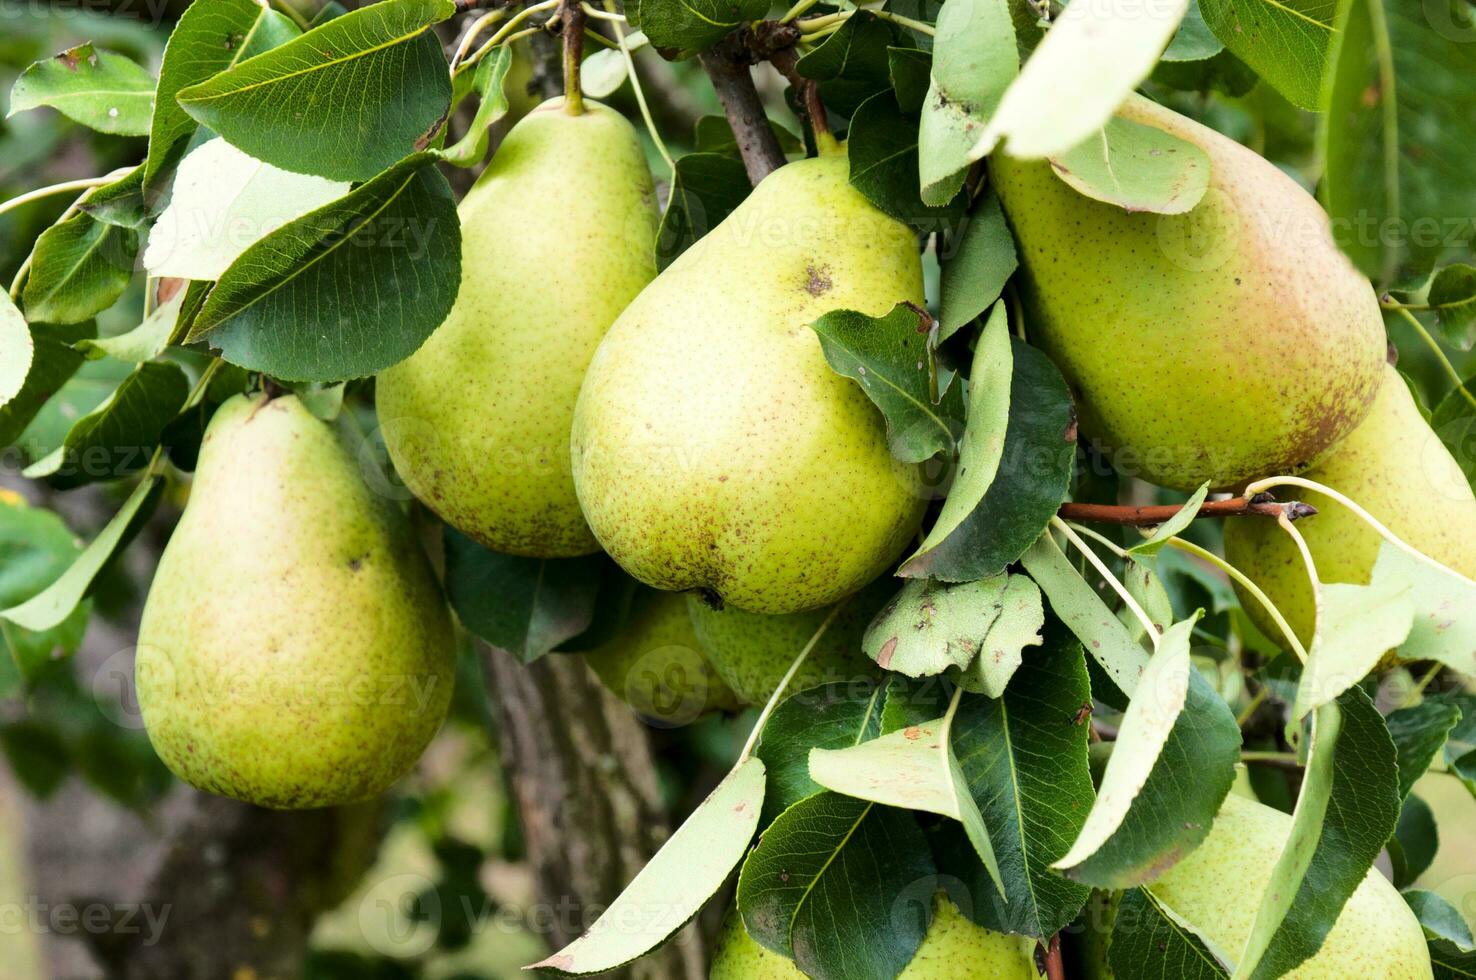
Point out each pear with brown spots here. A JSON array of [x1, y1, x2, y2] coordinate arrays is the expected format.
[[135, 394, 454, 809], [377, 98, 659, 557], [988, 94, 1386, 491], [571, 147, 927, 615]]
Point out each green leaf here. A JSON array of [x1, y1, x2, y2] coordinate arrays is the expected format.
[[1432, 938, 1476, 977], [22, 212, 138, 325], [1236, 687, 1399, 980], [1388, 793, 1438, 887], [1164, 0, 1226, 61], [1, 475, 162, 633], [917, 0, 1016, 205], [1292, 559, 1415, 720], [737, 792, 935, 978], [75, 288, 195, 363], [754, 680, 887, 826], [1369, 543, 1476, 678], [1321, 0, 1476, 284], [8, 43, 155, 136], [1198, 0, 1335, 109], [0, 722, 71, 797], [811, 302, 965, 464], [193, 153, 461, 382], [145, 0, 302, 193], [887, 46, 932, 114], [1406, 890, 1476, 951], [847, 90, 964, 229], [1386, 701, 1461, 801], [0, 496, 90, 689], [945, 624, 1094, 938], [1050, 116, 1211, 215], [901, 335, 1075, 581], [530, 756, 766, 975], [1126, 485, 1210, 558], [627, 0, 769, 54], [177, 0, 455, 182], [796, 12, 896, 118], [693, 114, 803, 157], [655, 152, 750, 271], [938, 195, 1016, 341], [974, 0, 1189, 159], [0, 297, 30, 411], [0, 331, 87, 448], [144, 138, 350, 281], [443, 527, 605, 664], [1432, 374, 1476, 487], [22, 361, 189, 489], [439, 45, 512, 168], [79, 165, 147, 228], [1109, 888, 1231, 978]]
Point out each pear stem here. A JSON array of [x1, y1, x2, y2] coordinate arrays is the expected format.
[[559, 0, 586, 114], [768, 46, 836, 155]]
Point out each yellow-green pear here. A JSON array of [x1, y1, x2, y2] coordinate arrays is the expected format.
[[571, 149, 927, 614], [709, 895, 1037, 978], [580, 588, 740, 724], [136, 394, 455, 809], [377, 98, 658, 557], [1147, 794, 1431, 977], [988, 95, 1386, 491], [1224, 363, 1476, 646], [685, 574, 893, 704]]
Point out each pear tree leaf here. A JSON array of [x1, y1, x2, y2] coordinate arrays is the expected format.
[[1431, 939, 1476, 976], [1387, 793, 1438, 888], [440, 44, 513, 167], [443, 527, 605, 664], [1385, 700, 1462, 802], [1109, 887, 1232, 978], [8, 44, 155, 136], [78, 165, 147, 229], [193, 153, 460, 382], [1163, 0, 1226, 61], [808, 709, 1005, 896], [1, 475, 163, 633], [1120, 561, 1175, 644], [145, 0, 302, 193], [580, 44, 630, 101], [655, 152, 750, 270], [1050, 116, 1211, 216], [902, 331, 1076, 582], [1405, 890, 1476, 951], [1125, 484, 1210, 557], [938, 195, 1016, 341], [531, 756, 766, 975], [0, 297, 31, 411], [888, 47, 932, 114], [917, 0, 1016, 205], [177, 0, 455, 182], [1425, 264, 1476, 350], [75, 288, 195, 363], [811, 302, 966, 465], [942, 624, 1094, 939], [847, 90, 964, 229], [144, 138, 350, 281], [736, 792, 935, 978], [754, 680, 887, 826], [626, 0, 769, 53], [1019, 532, 1151, 698], [972, 0, 1189, 159], [1369, 543, 1476, 678], [862, 574, 1042, 691], [880, 674, 954, 733], [0, 331, 87, 447], [0, 496, 90, 690], [1197, 0, 1334, 109], [1235, 687, 1399, 980], [1292, 564, 1415, 721], [1321, 0, 1476, 284], [795, 11, 896, 118], [1432, 374, 1476, 487], [22, 212, 139, 326]]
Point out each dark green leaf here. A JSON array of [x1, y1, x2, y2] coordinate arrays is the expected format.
[[443, 527, 604, 664], [1108, 887, 1230, 978], [22, 213, 138, 325], [627, 0, 769, 54], [1432, 938, 1476, 978], [1, 331, 85, 449], [938, 192, 1016, 340], [8, 43, 155, 136], [1163, 0, 1225, 61], [1406, 890, 1475, 950], [881, 674, 954, 732], [754, 680, 887, 825], [195, 153, 461, 382], [796, 11, 896, 117], [847, 90, 963, 230], [440, 45, 512, 168], [78, 165, 147, 228], [1198, 0, 1334, 109], [1388, 793, 1439, 888], [1431, 374, 1476, 487], [1387, 700, 1462, 801], [887, 47, 931, 114], [0, 496, 90, 689], [655, 152, 750, 270], [1427, 264, 1476, 350], [177, 0, 455, 181]]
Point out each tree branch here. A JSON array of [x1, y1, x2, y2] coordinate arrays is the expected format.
[[1057, 494, 1317, 528], [698, 33, 786, 186]]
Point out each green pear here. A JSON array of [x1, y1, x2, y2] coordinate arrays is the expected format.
[[988, 95, 1386, 492], [571, 149, 927, 615], [709, 895, 1038, 978], [580, 588, 740, 724], [377, 98, 658, 557], [685, 574, 892, 704], [1224, 363, 1476, 646], [1147, 793, 1431, 977], [136, 394, 455, 809]]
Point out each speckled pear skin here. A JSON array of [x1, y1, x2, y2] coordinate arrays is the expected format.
[[581, 588, 741, 723], [1225, 364, 1476, 647], [135, 394, 455, 810], [377, 98, 658, 558], [685, 574, 894, 704], [1148, 794, 1432, 977], [571, 150, 927, 615], [709, 895, 1038, 978], [988, 95, 1385, 492]]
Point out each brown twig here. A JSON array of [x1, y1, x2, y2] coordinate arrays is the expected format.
[[766, 45, 832, 147], [697, 32, 787, 185], [1057, 493, 1317, 528], [1043, 934, 1065, 980]]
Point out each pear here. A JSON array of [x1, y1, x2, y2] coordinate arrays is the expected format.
[[685, 574, 892, 704], [377, 98, 658, 557], [709, 895, 1038, 978], [135, 394, 455, 809], [571, 149, 927, 614], [1147, 793, 1431, 977], [580, 588, 740, 724], [1224, 363, 1476, 646], [988, 95, 1386, 492]]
